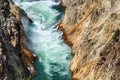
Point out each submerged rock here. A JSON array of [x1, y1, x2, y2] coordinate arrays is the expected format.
[[0, 0, 36, 79], [60, 0, 120, 80]]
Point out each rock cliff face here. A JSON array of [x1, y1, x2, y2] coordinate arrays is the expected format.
[[60, 0, 120, 80], [0, 0, 36, 79]]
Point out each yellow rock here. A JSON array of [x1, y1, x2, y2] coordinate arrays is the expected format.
[[59, 0, 120, 80]]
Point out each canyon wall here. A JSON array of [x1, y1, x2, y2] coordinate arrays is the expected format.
[[60, 0, 120, 80], [0, 0, 36, 79]]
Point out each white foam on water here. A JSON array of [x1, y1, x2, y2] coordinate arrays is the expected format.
[[14, 0, 72, 80]]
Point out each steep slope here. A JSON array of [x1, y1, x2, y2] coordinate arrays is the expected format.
[[13, 0, 72, 80], [60, 0, 120, 80], [0, 0, 36, 79]]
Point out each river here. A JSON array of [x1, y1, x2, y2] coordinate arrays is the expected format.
[[13, 0, 72, 80]]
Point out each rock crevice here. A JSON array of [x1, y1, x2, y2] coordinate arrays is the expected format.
[[0, 0, 36, 79], [60, 0, 120, 80]]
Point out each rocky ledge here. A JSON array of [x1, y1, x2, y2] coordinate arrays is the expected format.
[[60, 0, 120, 80], [0, 0, 36, 80]]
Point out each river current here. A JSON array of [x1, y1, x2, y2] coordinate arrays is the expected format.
[[13, 0, 72, 80]]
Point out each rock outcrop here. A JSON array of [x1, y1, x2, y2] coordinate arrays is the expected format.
[[60, 0, 120, 80], [0, 0, 36, 79]]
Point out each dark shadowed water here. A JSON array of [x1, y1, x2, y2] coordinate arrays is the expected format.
[[13, 0, 72, 80]]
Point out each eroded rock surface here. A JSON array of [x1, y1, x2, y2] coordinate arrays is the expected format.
[[60, 0, 120, 80], [0, 0, 36, 79]]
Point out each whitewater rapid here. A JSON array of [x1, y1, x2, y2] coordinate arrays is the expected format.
[[13, 0, 72, 80]]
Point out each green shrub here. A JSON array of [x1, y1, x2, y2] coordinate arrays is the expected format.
[[113, 29, 120, 42]]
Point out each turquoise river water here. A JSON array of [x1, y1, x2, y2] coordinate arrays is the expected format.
[[13, 0, 72, 80]]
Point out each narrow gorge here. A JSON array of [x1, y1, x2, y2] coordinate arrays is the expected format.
[[0, 0, 120, 80], [13, 0, 72, 80]]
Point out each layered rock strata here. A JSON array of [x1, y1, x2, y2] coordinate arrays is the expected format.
[[60, 0, 120, 80]]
